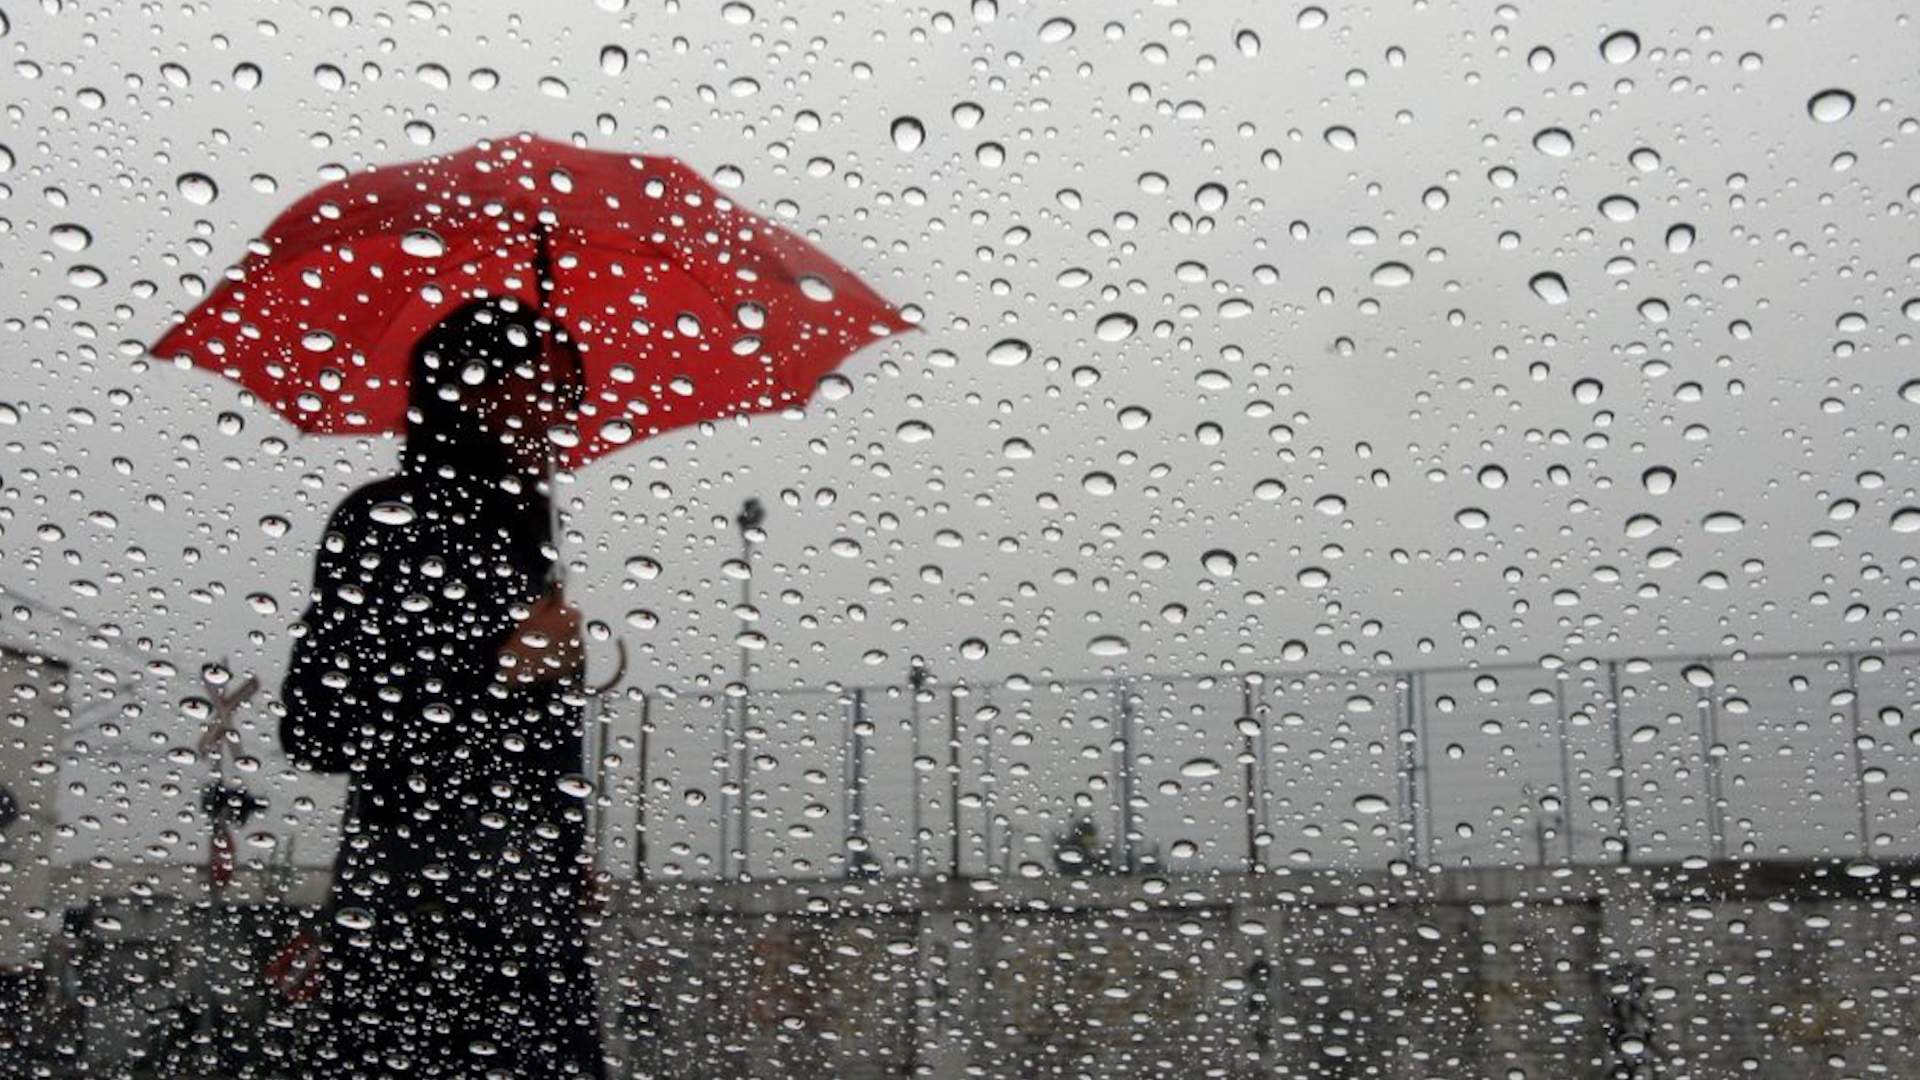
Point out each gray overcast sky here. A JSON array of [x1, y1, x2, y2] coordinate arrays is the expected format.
[[4, 0, 1918, 874]]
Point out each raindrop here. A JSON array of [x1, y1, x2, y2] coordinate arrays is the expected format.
[[987, 339, 1032, 366], [1900, 379, 1920, 405], [1527, 46, 1555, 72], [369, 502, 417, 526], [889, 116, 925, 152], [1528, 272, 1570, 305], [1702, 511, 1745, 534], [1323, 126, 1357, 151], [1370, 262, 1413, 288], [1095, 312, 1138, 342], [1600, 30, 1640, 64], [1642, 467, 1675, 495], [1180, 757, 1222, 779], [1352, 794, 1390, 815], [50, 223, 92, 252], [1892, 508, 1920, 534], [1807, 88, 1855, 123], [233, 62, 261, 90], [1037, 17, 1075, 43], [1201, 549, 1239, 577], [1296, 6, 1327, 30], [66, 265, 105, 289], [1235, 29, 1261, 57], [1082, 471, 1116, 496], [1599, 195, 1639, 222], [400, 230, 446, 258], [895, 420, 935, 444], [1665, 224, 1695, 254], [1422, 186, 1450, 210], [1476, 465, 1507, 490], [258, 515, 290, 538], [176, 172, 219, 206], [1087, 635, 1130, 657], [1532, 127, 1574, 157], [599, 45, 628, 76]]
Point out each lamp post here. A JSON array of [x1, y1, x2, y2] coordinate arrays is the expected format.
[[909, 659, 929, 876], [731, 497, 764, 881]]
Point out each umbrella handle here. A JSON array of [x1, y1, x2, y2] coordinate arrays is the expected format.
[[589, 638, 628, 696]]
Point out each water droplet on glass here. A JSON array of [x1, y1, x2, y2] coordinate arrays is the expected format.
[[50, 223, 91, 252], [1201, 549, 1238, 577], [1665, 224, 1695, 254], [1702, 511, 1745, 534], [1037, 16, 1075, 43], [1082, 471, 1116, 496], [1892, 508, 1920, 534], [1642, 467, 1675, 495], [1527, 46, 1556, 72], [1476, 465, 1507, 490], [1180, 757, 1222, 779], [1352, 794, 1390, 815], [895, 420, 935, 444], [1807, 88, 1855, 123], [369, 501, 417, 526], [1371, 262, 1413, 288], [1529, 271, 1570, 305], [987, 339, 1032, 367], [599, 45, 628, 76], [1600, 30, 1640, 64], [1599, 195, 1639, 222], [1087, 635, 1130, 657], [1533, 127, 1574, 157], [177, 172, 218, 206], [400, 229, 446, 258], [1323, 125, 1357, 151], [890, 116, 925, 152], [1095, 312, 1137, 342], [1297, 6, 1327, 30]]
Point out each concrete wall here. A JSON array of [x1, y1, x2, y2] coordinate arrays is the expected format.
[[0, 648, 69, 970], [22, 859, 1920, 1077]]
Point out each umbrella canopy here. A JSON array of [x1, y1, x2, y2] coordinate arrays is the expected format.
[[149, 132, 914, 466]]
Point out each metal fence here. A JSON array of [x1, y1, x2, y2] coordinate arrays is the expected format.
[[581, 647, 1920, 883]]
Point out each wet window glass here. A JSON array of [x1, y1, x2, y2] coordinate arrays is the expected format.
[[1, 3, 1918, 1077]]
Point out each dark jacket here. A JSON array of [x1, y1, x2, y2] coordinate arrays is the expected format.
[[281, 458, 605, 1079]]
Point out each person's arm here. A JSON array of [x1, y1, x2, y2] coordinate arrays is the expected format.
[[279, 496, 386, 773]]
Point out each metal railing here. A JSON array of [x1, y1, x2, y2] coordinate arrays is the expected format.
[[585, 645, 1920, 883]]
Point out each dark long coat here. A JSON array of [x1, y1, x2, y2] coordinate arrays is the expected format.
[[280, 455, 605, 1079]]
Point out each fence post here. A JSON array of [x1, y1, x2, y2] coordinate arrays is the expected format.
[[1243, 679, 1262, 874], [1847, 652, 1871, 859], [1554, 677, 1575, 864], [948, 687, 962, 880], [848, 688, 872, 878], [1606, 660, 1630, 865], [1113, 678, 1137, 873]]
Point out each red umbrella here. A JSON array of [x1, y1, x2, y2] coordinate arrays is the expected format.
[[149, 132, 913, 466]]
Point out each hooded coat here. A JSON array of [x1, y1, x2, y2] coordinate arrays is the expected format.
[[280, 298, 606, 1078]]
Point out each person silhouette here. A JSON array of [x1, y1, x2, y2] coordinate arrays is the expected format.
[[280, 296, 605, 1078]]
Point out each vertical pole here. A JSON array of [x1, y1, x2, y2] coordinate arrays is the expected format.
[[910, 662, 927, 877], [1847, 652, 1871, 859], [715, 696, 730, 880], [1242, 680, 1261, 875], [1414, 671, 1432, 868], [1255, 675, 1271, 860], [1606, 660, 1630, 865], [948, 688, 962, 880], [1398, 675, 1417, 866], [734, 499, 762, 881], [849, 688, 870, 877], [635, 693, 651, 882], [1695, 661, 1724, 862], [1554, 678, 1576, 864], [1119, 680, 1137, 872], [734, 691, 750, 878]]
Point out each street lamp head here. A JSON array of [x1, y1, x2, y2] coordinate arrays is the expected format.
[[738, 497, 766, 531]]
